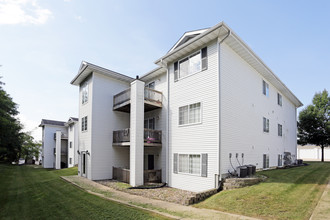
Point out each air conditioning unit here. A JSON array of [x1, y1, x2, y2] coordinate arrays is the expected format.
[[237, 166, 247, 178]]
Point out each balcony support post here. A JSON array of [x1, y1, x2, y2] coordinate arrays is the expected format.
[[130, 79, 145, 186], [55, 131, 62, 169]]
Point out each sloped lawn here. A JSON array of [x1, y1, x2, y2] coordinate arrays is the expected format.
[[0, 164, 169, 220], [195, 162, 330, 220]]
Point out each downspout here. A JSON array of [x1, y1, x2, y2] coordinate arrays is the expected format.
[[217, 28, 231, 189]]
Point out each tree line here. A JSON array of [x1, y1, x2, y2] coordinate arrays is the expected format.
[[0, 76, 40, 163]]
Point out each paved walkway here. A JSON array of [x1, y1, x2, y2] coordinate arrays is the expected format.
[[62, 176, 258, 220], [310, 179, 330, 220]]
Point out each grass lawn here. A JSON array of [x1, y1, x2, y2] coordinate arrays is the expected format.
[[0, 163, 169, 220], [195, 162, 330, 220]]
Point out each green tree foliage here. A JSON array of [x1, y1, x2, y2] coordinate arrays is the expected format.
[[298, 89, 330, 162], [0, 77, 23, 162], [20, 133, 41, 161]]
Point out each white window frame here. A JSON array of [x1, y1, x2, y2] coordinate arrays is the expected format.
[[82, 82, 89, 104], [178, 153, 201, 176], [262, 80, 269, 97], [277, 93, 282, 106], [178, 102, 202, 126], [177, 51, 202, 80], [81, 116, 87, 132], [263, 117, 269, 133]]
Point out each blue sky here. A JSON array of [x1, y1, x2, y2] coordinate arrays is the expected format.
[[0, 0, 329, 140]]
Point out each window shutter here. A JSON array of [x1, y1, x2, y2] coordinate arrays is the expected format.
[[201, 47, 208, 71], [263, 154, 266, 168], [201, 153, 208, 177], [173, 153, 178, 174], [174, 62, 178, 81]]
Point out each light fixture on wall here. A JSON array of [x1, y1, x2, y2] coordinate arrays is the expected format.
[[77, 150, 80, 155], [86, 150, 90, 155], [156, 116, 160, 120]]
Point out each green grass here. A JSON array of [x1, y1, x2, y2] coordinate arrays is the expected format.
[[195, 162, 330, 220], [0, 164, 169, 220]]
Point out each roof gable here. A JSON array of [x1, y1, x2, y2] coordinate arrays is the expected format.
[[168, 28, 209, 53]]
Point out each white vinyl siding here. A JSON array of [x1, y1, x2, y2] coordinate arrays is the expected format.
[[179, 102, 201, 125], [220, 42, 297, 176], [169, 41, 217, 192]]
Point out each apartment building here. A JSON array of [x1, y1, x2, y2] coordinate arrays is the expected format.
[[70, 21, 302, 192], [39, 117, 78, 169]]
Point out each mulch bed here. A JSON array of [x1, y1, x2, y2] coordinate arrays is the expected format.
[[96, 180, 196, 205]]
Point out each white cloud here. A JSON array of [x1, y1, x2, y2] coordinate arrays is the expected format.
[[0, 0, 52, 25], [18, 114, 42, 141], [74, 15, 82, 22]]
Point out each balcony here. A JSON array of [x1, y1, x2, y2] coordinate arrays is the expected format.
[[53, 133, 68, 140], [113, 87, 162, 113], [113, 128, 162, 147]]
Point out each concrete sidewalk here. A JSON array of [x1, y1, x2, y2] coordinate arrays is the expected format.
[[310, 180, 330, 220], [62, 175, 258, 220]]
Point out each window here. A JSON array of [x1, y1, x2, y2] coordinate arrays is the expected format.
[[144, 118, 155, 130], [277, 93, 282, 106], [69, 158, 72, 164], [263, 154, 269, 168], [179, 102, 201, 125], [174, 153, 207, 177], [69, 142, 72, 148], [278, 124, 282, 137], [262, 80, 269, 96], [263, 117, 269, 133], [178, 154, 200, 175], [81, 116, 87, 132], [82, 82, 89, 104], [278, 154, 282, 166], [174, 47, 207, 81], [146, 81, 155, 89]]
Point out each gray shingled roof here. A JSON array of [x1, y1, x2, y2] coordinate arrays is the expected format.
[[39, 119, 66, 127]]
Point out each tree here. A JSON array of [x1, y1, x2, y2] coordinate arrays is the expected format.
[[298, 89, 330, 162], [20, 133, 41, 162], [0, 76, 24, 162]]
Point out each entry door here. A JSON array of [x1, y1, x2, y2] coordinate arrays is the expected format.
[[81, 152, 87, 177], [144, 118, 155, 130], [148, 155, 154, 170]]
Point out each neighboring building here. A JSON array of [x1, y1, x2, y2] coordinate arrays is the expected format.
[[297, 145, 330, 161], [70, 21, 303, 192], [39, 117, 78, 169], [65, 117, 79, 168]]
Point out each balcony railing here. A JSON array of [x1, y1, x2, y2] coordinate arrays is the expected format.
[[113, 87, 162, 112], [113, 128, 162, 145], [113, 88, 131, 107], [53, 133, 68, 140], [113, 167, 161, 184], [144, 87, 162, 105]]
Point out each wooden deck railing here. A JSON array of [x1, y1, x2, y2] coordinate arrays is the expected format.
[[113, 87, 162, 109], [113, 88, 131, 107], [113, 128, 162, 144], [144, 87, 162, 104], [113, 167, 161, 184]]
